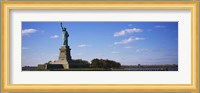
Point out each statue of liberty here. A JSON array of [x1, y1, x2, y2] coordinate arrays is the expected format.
[[60, 22, 69, 46]]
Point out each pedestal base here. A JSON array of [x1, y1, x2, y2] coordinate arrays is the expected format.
[[48, 60, 69, 69]]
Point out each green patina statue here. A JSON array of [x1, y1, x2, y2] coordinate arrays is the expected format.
[[60, 22, 69, 46]]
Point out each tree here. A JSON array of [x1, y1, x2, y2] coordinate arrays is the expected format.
[[71, 59, 90, 68], [91, 58, 121, 69]]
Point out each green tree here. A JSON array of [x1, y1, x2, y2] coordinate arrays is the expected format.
[[91, 58, 121, 69], [71, 59, 90, 68]]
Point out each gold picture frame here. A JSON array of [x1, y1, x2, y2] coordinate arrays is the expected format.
[[1, 1, 199, 92]]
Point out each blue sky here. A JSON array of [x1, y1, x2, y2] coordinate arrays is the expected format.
[[22, 22, 178, 66]]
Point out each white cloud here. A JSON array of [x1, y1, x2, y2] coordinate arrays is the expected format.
[[124, 46, 133, 49], [114, 37, 145, 45], [22, 29, 38, 36], [136, 49, 151, 52], [155, 25, 166, 28], [50, 35, 59, 38], [78, 44, 89, 48], [112, 51, 120, 54], [113, 28, 142, 37], [22, 47, 29, 50]]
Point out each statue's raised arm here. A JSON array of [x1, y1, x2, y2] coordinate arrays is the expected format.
[[60, 22, 64, 30]]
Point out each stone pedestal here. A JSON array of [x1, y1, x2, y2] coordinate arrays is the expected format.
[[59, 45, 72, 61], [48, 46, 70, 69]]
